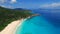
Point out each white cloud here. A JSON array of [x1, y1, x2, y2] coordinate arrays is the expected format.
[[0, 0, 17, 4], [40, 3, 60, 8], [0, 0, 7, 3], [0, 0, 17, 8], [1, 5, 13, 8], [10, 0, 17, 3]]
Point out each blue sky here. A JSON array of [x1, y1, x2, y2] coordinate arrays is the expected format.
[[0, 0, 60, 9]]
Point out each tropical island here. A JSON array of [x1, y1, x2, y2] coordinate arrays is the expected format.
[[0, 6, 33, 31], [0, 6, 39, 34]]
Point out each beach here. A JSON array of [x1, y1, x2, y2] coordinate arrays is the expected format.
[[0, 19, 24, 34]]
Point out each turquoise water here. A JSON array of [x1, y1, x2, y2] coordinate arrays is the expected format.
[[16, 16, 60, 34]]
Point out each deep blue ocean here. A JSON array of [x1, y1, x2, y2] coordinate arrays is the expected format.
[[16, 9, 60, 34]]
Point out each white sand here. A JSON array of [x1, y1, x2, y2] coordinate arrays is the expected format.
[[0, 19, 24, 34]]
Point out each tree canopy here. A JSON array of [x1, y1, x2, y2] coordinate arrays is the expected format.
[[0, 6, 33, 31]]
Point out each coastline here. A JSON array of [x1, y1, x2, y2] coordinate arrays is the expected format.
[[0, 18, 24, 34], [14, 18, 27, 34]]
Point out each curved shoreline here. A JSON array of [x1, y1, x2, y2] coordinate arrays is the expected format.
[[14, 18, 27, 34], [0, 19, 24, 34]]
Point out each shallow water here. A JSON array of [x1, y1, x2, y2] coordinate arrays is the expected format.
[[16, 15, 60, 34]]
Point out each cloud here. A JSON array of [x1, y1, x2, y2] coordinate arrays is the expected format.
[[1, 5, 13, 9], [0, 0, 17, 4], [40, 3, 60, 8], [0, 0, 7, 4], [0, 0, 17, 8], [10, 0, 17, 3]]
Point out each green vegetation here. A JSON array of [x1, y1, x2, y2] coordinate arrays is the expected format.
[[0, 6, 33, 31]]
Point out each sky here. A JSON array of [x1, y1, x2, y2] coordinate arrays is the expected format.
[[0, 0, 60, 9]]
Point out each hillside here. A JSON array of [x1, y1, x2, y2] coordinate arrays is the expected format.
[[0, 6, 33, 31]]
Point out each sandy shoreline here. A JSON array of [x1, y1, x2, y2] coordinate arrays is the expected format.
[[0, 19, 24, 34]]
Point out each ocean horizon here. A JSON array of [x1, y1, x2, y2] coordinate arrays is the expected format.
[[0, 0, 60, 34]]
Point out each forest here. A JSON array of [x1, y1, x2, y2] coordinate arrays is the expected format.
[[0, 6, 33, 31]]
